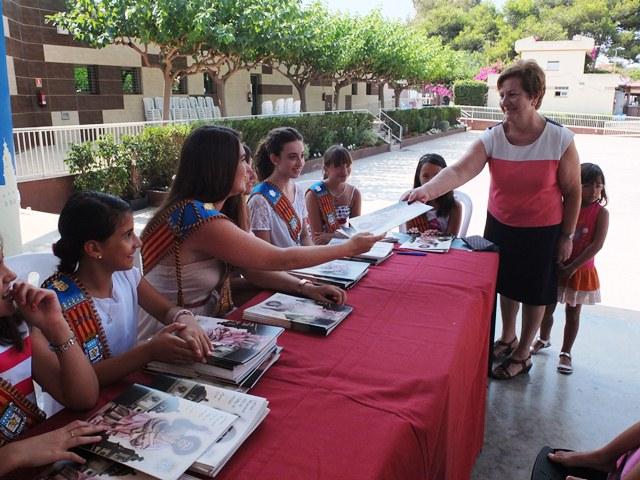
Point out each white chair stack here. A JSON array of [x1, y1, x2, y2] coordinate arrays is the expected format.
[[262, 100, 273, 115], [274, 98, 285, 114], [293, 100, 302, 113], [285, 97, 294, 114], [143, 98, 161, 121]]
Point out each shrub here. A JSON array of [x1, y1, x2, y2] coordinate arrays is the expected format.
[[453, 80, 488, 106], [381, 107, 461, 137]]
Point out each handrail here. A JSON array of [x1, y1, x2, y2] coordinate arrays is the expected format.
[[377, 110, 403, 143]]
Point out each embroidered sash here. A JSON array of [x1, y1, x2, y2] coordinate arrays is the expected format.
[[42, 273, 111, 364], [406, 213, 431, 233], [141, 199, 233, 313], [0, 377, 46, 446], [308, 181, 339, 233], [250, 182, 302, 242]]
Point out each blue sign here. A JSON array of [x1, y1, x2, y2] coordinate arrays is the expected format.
[[1, 2, 16, 187]]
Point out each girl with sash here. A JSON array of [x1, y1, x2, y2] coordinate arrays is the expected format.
[[0, 237, 102, 476], [305, 145, 362, 245], [403, 154, 463, 236], [139, 126, 382, 339], [248, 127, 312, 247], [43, 192, 211, 387]]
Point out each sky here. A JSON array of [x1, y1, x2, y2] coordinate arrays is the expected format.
[[319, 0, 506, 20]]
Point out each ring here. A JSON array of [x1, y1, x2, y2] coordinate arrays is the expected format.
[[70, 430, 75, 438]]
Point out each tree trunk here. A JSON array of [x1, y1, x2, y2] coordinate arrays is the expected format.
[[292, 81, 308, 112], [394, 87, 403, 108], [333, 82, 346, 111], [162, 70, 173, 121], [215, 76, 227, 117]]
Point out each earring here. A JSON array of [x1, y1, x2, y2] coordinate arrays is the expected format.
[[97, 255, 103, 260]]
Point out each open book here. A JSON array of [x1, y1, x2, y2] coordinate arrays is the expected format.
[[243, 292, 353, 335], [400, 234, 454, 253], [289, 259, 369, 289], [81, 384, 237, 480], [337, 201, 432, 237]]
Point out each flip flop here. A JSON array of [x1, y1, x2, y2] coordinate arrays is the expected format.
[[530, 336, 551, 355], [557, 352, 573, 375]]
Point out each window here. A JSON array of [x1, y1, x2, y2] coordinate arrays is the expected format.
[[203, 72, 217, 95], [74, 65, 98, 94], [351, 82, 358, 95], [172, 75, 188, 94], [121, 68, 142, 94], [546, 60, 560, 71], [554, 86, 569, 97]]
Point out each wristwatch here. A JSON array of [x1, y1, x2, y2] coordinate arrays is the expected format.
[[297, 278, 313, 294]]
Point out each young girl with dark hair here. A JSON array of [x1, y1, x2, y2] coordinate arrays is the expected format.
[[305, 145, 362, 245], [0, 237, 102, 475], [43, 191, 211, 387], [139, 126, 381, 339], [404, 154, 462, 236], [532, 163, 609, 375], [248, 127, 312, 247]]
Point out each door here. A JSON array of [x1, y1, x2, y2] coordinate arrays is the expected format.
[[250, 74, 260, 115]]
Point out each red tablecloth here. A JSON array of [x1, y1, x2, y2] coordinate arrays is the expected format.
[[13, 249, 497, 480]]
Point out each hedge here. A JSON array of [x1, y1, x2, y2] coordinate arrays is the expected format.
[[381, 107, 461, 138], [453, 80, 488, 106]]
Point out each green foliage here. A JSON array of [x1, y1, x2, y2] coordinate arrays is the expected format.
[[625, 69, 640, 81], [382, 107, 461, 137], [453, 80, 488, 106]]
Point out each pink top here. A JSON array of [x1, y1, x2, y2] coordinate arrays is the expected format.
[[480, 120, 574, 228], [568, 202, 602, 269], [0, 324, 36, 404], [609, 446, 640, 480]]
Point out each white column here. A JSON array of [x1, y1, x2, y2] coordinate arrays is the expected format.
[[0, 5, 22, 255]]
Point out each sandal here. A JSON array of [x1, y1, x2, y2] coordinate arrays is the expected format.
[[530, 336, 552, 355], [492, 354, 533, 380], [492, 336, 518, 362], [557, 352, 573, 375]]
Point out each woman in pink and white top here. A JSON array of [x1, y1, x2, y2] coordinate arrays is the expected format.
[[404, 59, 581, 379]]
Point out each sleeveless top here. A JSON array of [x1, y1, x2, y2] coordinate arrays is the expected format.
[[567, 202, 602, 269], [306, 181, 355, 233], [480, 119, 574, 228]]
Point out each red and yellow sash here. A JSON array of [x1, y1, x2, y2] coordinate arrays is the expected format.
[[250, 182, 302, 242], [406, 213, 441, 233], [141, 199, 233, 314], [307, 181, 339, 233], [0, 377, 46, 446], [42, 273, 111, 364]]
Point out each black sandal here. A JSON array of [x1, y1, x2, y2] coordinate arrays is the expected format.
[[492, 336, 518, 362], [492, 354, 532, 380]]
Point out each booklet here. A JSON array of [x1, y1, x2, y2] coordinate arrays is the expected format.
[[289, 259, 369, 289], [400, 234, 454, 253], [196, 316, 284, 367], [243, 292, 353, 335], [81, 383, 237, 480], [37, 453, 199, 479], [328, 239, 394, 265], [152, 375, 269, 477], [337, 201, 432, 237]]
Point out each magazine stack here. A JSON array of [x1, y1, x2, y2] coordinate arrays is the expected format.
[[147, 316, 283, 391], [288, 259, 369, 289], [243, 292, 354, 335]]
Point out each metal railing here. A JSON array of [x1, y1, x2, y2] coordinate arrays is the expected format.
[[12, 109, 381, 181], [376, 110, 403, 144], [603, 120, 640, 136], [457, 105, 639, 133]]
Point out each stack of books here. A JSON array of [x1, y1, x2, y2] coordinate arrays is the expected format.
[[147, 316, 283, 390], [243, 292, 353, 335], [289, 259, 369, 289], [400, 234, 454, 253], [328, 238, 394, 265], [38, 380, 269, 479]]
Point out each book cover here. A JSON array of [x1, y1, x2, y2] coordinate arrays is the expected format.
[[289, 259, 369, 282], [328, 239, 394, 265], [81, 384, 237, 480], [151, 375, 269, 477], [197, 316, 283, 367], [400, 234, 454, 253], [243, 292, 353, 335], [338, 201, 432, 237]]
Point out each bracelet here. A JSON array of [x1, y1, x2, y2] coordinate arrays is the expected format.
[[49, 334, 77, 354], [171, 308, 195, 323]]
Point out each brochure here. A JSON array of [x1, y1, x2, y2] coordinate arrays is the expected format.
[[337, 201, 432, 237], [328, 239, 394, 265], [400, 234, 454, 253]]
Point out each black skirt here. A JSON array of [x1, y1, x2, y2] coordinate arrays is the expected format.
[[484, 212, 561, 306]]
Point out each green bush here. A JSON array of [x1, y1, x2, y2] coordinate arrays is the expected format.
[[381, 107, 461, 137], [453, 80, 488, 106]]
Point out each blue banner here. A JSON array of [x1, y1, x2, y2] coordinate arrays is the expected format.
[[1, 4, 16, 186]]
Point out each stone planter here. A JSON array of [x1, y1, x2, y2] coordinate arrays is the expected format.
[[127, 195, 149, 211], [147, 189, 169, 207]]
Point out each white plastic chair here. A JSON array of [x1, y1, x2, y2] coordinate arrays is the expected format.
[[4, 252, 64, 417], [274, 98, 285, 114], [453, 190, 473, 237], [285, 97, 294, 113], [205, 96, 216, 111], [261, 100, 273, 115], [154, 96, 164, 112], [293, 100, 301, 113], [188, 97, 198, 109], [197, 96, 207, 108]]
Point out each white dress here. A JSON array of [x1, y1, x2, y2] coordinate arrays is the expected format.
[[248, 183, 308, 247]]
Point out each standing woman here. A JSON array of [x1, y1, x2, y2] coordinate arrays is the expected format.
[[405, 60, 581, 379], [248, 127, 313, 247], [305, 145, 362, 245]]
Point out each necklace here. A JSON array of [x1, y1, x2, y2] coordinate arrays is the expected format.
[[328, 183, 347, 199]]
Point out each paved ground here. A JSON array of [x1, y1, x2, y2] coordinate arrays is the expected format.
[[19, 130, 640, 479]]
